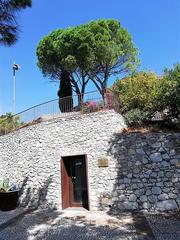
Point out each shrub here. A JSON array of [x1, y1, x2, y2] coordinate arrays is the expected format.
[[0, 113, 23, 135], [113, 72, 158, 125], [155, 63, 180, 122], [113, 66, 180, 128], [124, 109, 151, 126], [82, 101, 98, 113], [113, 71, 158, 114]]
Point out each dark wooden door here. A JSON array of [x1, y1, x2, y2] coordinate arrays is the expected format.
[[61, 155, 89, 209], [69, 156, 88, 207]]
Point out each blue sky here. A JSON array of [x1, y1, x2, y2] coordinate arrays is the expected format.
[[0, 0, 179, 114]]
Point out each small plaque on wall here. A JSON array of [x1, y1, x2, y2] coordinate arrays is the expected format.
[[176, 163, 180, 169], [98, 157, 109, 167]]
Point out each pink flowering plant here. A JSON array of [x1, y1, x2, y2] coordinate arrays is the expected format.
[[82, 101, 104, 113]]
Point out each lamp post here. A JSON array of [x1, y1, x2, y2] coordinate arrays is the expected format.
[[12, 62, 20, 114]]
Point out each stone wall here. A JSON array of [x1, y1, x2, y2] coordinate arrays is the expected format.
[[107, 132, 180, 212], [0, 110, 126, 210], [0, 110, 179, 212]]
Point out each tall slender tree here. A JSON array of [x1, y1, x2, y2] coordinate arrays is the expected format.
[[57, 70, 73, 112]]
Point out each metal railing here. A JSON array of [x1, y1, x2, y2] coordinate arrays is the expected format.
[[0, 90, 119, 136]]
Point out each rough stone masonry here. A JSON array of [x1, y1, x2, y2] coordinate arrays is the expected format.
[[0, 110, 179, 212]]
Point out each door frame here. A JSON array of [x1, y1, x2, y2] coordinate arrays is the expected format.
[[61, 154, 90, 210]]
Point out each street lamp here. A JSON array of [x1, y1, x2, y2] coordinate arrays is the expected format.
[[12, 62, 20, 114]]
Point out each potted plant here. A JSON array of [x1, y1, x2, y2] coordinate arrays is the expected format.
[[0, 178, 19, 211]]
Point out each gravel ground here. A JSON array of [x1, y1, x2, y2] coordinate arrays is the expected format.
[[1, 209, 179, 240], [0, 208, 26, 225], [0, 209, 138, 240], [145, 213, 180, 240]]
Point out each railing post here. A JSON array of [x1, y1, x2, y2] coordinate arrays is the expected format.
[[33, 108, 36, 121]]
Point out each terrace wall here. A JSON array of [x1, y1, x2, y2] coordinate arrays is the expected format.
[[0, 110, 179, 212]]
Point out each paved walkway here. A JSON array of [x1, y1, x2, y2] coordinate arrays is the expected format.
[[0, 208, 179, 240]]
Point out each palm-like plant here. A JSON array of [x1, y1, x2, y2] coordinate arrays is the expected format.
[[0, 112, 23, 134], [0, 0, 31, 46]]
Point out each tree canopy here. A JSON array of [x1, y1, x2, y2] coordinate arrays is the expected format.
[[37, 19, 139, 99], [0, 0, 32, 46], [87, 19, 139, 96], [155, 63, 180, 120], [113, 64, 180, 127]]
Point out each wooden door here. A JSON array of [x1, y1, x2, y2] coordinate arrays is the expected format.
[[61, 155, 89, 210]]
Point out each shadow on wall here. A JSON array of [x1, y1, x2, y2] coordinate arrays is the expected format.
[[99, 132, 180, 213], [19, 176, 54, 209]]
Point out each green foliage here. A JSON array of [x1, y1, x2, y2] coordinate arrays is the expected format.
[[114, 72, 158, 114], [0, 0, 32, 45], [10, 0, 31, 8], [113, 66, 180, 127], [124, 109, 151, 126], [87, 19, 139, 95], [0, 178, 10, 192], [37, 19, 139, 98], [0, 113, 23, 134], [113, 71, 159, 126], [37, 27, 93, 96], [155, 63, 180, 120]]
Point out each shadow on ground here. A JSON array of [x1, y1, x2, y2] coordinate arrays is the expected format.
[[0, 177, 139, 239], [0, 209, 139, 240]]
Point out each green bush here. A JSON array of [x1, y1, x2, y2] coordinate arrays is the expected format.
[[113, 71, 158, 114], [0, 113, 23, 134], [124, 109, 151, 126], [155, 63, 180, 121], [113, 65, 180, 127]]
